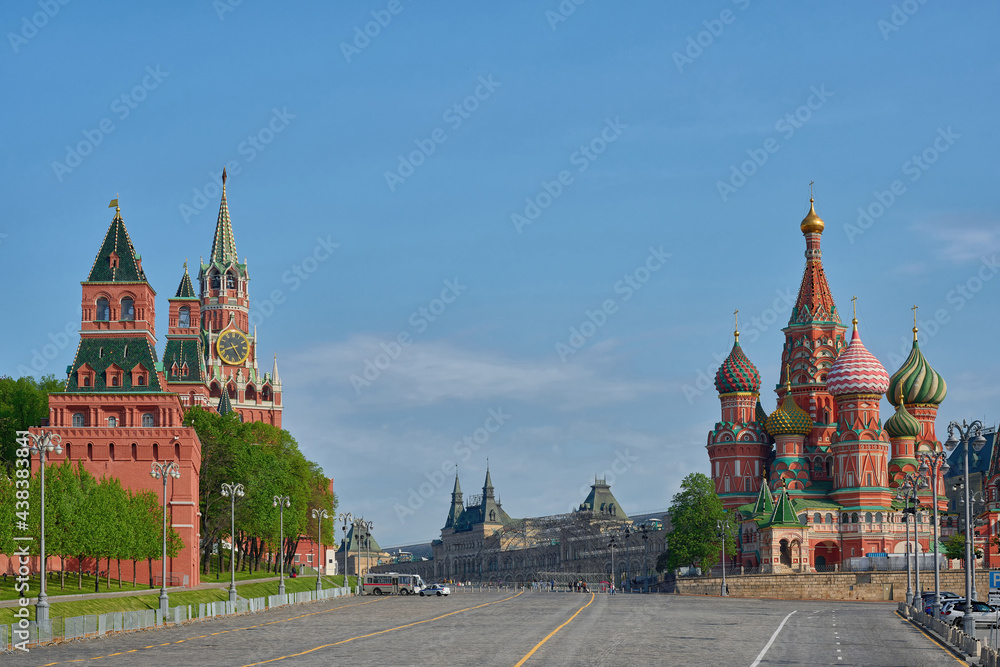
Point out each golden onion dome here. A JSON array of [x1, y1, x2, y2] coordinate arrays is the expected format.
[[800, 198, 825, 234]]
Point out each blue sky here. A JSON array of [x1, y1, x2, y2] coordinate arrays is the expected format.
[[2, 1, 998, 546]]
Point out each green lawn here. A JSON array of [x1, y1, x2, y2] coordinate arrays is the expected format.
[[0, 572, 153, 601], [0, 574, 355, 625]]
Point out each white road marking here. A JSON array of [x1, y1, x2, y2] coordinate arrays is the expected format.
[[750, 610, 797, 667]]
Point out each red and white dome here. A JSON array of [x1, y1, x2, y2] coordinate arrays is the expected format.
[[827, 323, 889, 396]]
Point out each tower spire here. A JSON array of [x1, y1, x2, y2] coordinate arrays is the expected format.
[[733, 309, 739, 342], [210, 169, 238, 266]]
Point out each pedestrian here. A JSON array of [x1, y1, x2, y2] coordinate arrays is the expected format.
[[610, 583, 616, 595]]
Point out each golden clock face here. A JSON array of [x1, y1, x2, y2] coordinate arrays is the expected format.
[[216, 329, 250, 366]]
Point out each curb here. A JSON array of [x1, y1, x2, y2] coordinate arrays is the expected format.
[[894, 610, 977, 666]]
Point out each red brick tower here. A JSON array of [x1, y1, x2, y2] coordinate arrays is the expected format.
[[777, 198, 847, 484], [197, 171, 282, 426], [826, 308, 892, 511], [887, 318, 948, 511], [163, 263, 209, 410], [34, 202, 202, 586], [707, 324, 772, 510]]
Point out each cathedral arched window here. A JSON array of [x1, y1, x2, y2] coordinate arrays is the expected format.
[[814, 513, 822, 524], [178, 306, 190, 328], [120, 297, 135, 321], [72, 413, 85, 427], [96, 297, 110, 321]]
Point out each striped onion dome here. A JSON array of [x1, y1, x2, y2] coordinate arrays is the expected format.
[[714, 337, 761, 394], [765, 393, 814, 437], [887, 332, 947, 406], [827, 322, 890, 396], [884, 401, 921, 439]]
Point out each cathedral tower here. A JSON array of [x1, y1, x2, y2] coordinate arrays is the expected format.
[[707, 325, 771, 510], [778, 199, 847, 477], [826, 310, 891, 509]]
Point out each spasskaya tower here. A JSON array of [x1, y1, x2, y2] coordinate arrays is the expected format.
[[162, 169, 282, 426]]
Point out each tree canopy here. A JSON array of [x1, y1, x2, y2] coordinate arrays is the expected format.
[[0, 375, 63, 471], [662, 472, 734, 572], [185, 407, 337, 575]]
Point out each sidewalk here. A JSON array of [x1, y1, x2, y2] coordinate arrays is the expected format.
[[0, 575, 283, 608]]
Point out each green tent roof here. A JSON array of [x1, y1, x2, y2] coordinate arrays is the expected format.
[[86, 211, 148, 284]]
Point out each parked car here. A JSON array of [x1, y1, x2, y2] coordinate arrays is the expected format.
[[420, 584, 451, 597], [940, 600, 1000, 627], [921, 592, 962, 614]]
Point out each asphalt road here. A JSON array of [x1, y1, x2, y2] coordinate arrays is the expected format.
[[6, 591, 961, 666]]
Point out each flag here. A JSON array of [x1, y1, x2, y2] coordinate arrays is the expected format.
[[108, 198, 119, 208]]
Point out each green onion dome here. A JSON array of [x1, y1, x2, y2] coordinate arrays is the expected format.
[[884, 401, 921, 439], [714, 337, 761, 394], [765, 392, 814, 437], [888, 332, 947, 406], [755, 399, 769, 425]]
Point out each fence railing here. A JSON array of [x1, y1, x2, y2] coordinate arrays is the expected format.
[[2, 586, 350, 653]]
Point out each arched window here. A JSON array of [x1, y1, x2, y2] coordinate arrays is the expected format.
[[111, 376, 119, 387], [83, 376, 90, 387], [226, 272, 237, 289], [152, 443, 159, 460], [814, 513, 822, 524], [120, 297, 135, 321], [131, 443, 137, 459], [73, 413, 85, 427], [210, 273, 221, 290], [109, 443, 115, 460], [142, 413, 154, 427], [137, 375, 146, 386], [865, 512, 873, 523], [209, 383, 222, 398], [875, 512, 883, 523], [826, 513, 834, 524], [262, 386, 272, 401], [227, 384, 236, 399], [107, 416, 117, 427], [178, 306, 190, 328], [851, 512, 859, 523], [96, 297, 110, 321]]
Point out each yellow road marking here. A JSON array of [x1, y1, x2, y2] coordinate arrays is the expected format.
[[894, 611, 966, 665], [30, 597, 382, 667], [241, 591, 524, 666], [513, 592, 595, 667]]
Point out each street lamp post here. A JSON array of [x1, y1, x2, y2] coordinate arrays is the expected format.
[[640, 525, 649, 593], [311, 508, 329, 592], [944, 419, 987, 637], [896, 473, 920, 607], [918, 452, 950, 619], [717, 517, 731, 597], [338, 512, 353, 590], [150, 461, 181, 618], [28, 431, 62, 624], [608, 533, 617, 593], [273, 495, 291, 596], [221, 483, 245, 604], [623, 525, 632, 592]]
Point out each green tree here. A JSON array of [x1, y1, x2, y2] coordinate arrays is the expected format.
[[663, 473, 734, 572], [945, 532, 982, 560], [184, 407, 337, 576], [0, 375, 63, 471]]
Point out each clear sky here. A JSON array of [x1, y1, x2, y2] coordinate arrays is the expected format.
[[2, 1, 998, 547]]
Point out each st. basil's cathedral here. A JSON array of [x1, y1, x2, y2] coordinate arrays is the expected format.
[[27, 174, 282, 587], [707, 198, 950, 573]]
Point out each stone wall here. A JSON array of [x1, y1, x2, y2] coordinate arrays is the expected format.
[[675, 570, 989, 602]]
